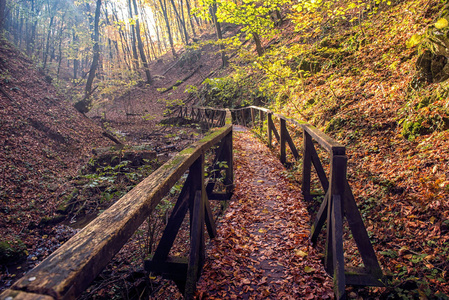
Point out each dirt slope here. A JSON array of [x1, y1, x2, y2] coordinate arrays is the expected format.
[[0, 38, 111, 252]]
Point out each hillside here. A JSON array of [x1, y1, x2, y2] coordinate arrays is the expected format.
[[0, 37, 112, 268]]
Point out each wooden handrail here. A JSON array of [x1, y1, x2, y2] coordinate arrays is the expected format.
[[1, 110, 233, 300]]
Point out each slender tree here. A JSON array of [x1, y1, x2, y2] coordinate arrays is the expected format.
[[0, 0, 6, 31], [158, 0, 177, 57], [75, 0, 102, 113], [132, 0, 152, 83]]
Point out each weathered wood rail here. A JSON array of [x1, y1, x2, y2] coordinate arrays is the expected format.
[[171, 105, 228, 128], [0, 108, 234, 300], [231, 106, 384, 299]]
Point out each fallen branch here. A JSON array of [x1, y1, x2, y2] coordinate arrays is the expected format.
[[102, 131, 124, 145], [0, 84, 19, 106]]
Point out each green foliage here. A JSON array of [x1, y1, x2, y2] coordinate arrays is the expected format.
[[400, 84, 449, 140], [0, 238, 27, 264]]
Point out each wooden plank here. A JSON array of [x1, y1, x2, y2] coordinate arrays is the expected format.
[[0, 290, 54, 300], [344, 182, 383, 276], [302, 131, 312, 201], [10, 121, 232, 299], [331, 195, 346, 300], [185, 190, 205, 299]]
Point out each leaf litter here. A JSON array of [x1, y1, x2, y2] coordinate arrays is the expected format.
[[196, 129, 334, 299]]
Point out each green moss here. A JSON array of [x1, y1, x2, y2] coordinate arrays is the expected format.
[[56, 188, 78, 214], [0, 238, 27, 265], [39, 214, 66, 226], [324, 117, 345, 133]]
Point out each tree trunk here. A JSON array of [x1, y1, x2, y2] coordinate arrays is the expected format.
[[185, 0, 197, 37], [43, 15, 55, 70], [252, 32, 263, 56], [210, 2, 227, 67], [85, 0, 101, 101], [158, 0, 177, 57], [128, 0, 140, 70], [0, 0, 6, 31], [169, 0, 188, 44], [132, 0, 152, 83]]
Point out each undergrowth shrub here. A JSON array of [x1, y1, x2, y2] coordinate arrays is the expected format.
[[400, 84, 449, 140]]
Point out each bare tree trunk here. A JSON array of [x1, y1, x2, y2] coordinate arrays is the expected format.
[[43, 15, 55, 70], [132, 0, 152, 83], [252, 32, 263, 56], [169, 0, 188, 44], [158, 0, 177, 57], [185, 0, 197, 37], [77, 0, 102, 113], [128, 0, 140, 70], [210, 2, 227, 67], [0, 0, 6, 31], [56, 18, 65, 78]]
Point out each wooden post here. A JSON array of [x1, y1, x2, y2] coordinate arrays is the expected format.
[[224, 130, 234, 186], [251, 107, 255, 128], [302, 131, 312, 201], [280, 118, 287, 164], [268, 112, 273, 146], [259, 110, 263, 135], [240, 110, 245, 127], [326, 154, 347, 298]]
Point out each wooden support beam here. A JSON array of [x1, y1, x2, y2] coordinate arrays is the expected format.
[[267, 113, 280, 144], [204, 193, 217, 239], [259, 110, 264, 135], [310, 190, 329, 245], [344, 182, 383, 277], [152, 174, 192, 261], [310, 143, 329, 192]]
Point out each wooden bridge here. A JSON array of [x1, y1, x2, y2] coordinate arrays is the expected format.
[[0, 106, 384, 300]]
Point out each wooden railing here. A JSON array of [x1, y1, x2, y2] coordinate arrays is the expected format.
[[170, 105, 228, 128], [0, 108, 234, 300], [231, 106, 384, 299]]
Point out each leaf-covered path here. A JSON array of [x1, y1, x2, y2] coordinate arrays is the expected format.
[[196, 128, 334, 299]]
